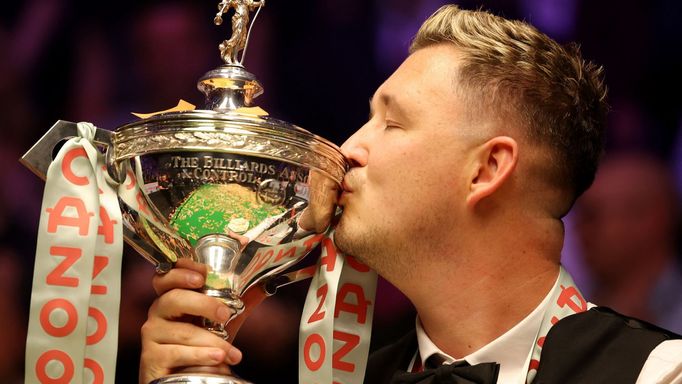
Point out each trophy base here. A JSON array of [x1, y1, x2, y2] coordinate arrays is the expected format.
[[150, 373, 252, 384]]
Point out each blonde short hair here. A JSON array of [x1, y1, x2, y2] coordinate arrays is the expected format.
[[411, 5, 608, 202]]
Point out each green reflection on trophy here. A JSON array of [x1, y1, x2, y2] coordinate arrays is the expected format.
[[21, 1, 346, 383]]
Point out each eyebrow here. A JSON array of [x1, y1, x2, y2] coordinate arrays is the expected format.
[[368, 93, 401, 119]]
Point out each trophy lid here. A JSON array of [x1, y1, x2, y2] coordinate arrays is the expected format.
[[197, 0, 265, 112]]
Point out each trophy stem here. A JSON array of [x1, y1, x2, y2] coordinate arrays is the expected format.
[[203, 289, 245, 340], [194, 234, 245, 340], [149, 235, 252, 384]]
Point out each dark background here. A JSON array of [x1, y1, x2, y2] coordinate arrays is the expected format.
[[1, 0, 680, 382]]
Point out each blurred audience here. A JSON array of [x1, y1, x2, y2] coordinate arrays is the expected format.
[[373, 0, 449, 77], [127, 2, 216, 112], [116, 250, 158, 382], [573, 152, 682, 334], [674, 121, 682, 205], [0, 250, 27, 383]]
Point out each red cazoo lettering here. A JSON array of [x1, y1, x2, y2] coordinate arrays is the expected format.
[[61, 147, 90, 186], [333, 331, 360, 372], [97, 207, 117, 244], [303, 333, 326, 371], [90, 256, 109, 295], [334, 283, 371, 324], [319, 237, 337, 272], [308, 284, 328, 324], [84, 358, 104, 384], [36, 350, 75, 384], [40, 299, 78, 337], [551, 285, 587, 324], [46, 247, 81, 287], [46, 197, 94, 236]]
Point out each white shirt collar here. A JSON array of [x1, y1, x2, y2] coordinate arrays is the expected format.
[[415, 272, 561, 384]]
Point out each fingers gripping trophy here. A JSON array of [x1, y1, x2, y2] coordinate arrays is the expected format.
[[22, 1, 346, 383]]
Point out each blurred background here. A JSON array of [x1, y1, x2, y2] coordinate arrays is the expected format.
[[1, 0, 680, 382]]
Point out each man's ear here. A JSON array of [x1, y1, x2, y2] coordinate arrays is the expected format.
[[466, 136, 518, 208]]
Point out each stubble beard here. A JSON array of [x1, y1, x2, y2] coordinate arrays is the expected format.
[[334, 217, 414, 283], [334, 220, 372, 264]]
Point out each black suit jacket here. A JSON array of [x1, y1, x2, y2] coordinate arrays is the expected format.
[[365, 307, 680, 384]]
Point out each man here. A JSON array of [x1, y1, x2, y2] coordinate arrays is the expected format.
[[139, 5, 682, 383]]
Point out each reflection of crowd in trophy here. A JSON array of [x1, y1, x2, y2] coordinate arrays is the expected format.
[[150, 155, 312, 219]]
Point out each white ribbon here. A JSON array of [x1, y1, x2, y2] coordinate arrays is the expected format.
[[299, 230, 377, 384], [525, 266, 589, 383], [25, 122, 123, 384]]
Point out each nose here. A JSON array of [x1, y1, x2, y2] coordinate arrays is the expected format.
[[340, 123, 370, 168]]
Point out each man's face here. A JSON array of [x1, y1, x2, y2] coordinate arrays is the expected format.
[[334, 44, 483, 277]]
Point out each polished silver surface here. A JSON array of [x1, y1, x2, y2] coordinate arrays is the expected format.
[[197, 66, 263, 111], [194, 234, 244, 339]]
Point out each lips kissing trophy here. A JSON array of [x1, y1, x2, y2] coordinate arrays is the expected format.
[[18, 1, 373, 383]]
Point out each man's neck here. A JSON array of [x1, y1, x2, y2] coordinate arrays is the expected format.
[[416, 262, 558, 358], [407, 217, 563, 358]]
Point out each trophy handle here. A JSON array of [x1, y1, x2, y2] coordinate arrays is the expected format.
[[263, 264, 317, 295], [20, 120, 123, 182], [19, 120, 175, 274]]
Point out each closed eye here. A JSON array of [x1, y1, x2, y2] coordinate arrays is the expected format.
[[385, 119, 403, 130]]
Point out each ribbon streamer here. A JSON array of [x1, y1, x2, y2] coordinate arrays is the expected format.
[[25, 122, 123, 384], [299, 230, 378, 384]]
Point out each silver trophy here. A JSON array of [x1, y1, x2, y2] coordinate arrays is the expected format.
[[22, 1, 346, 383]]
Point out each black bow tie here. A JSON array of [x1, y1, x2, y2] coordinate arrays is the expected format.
[[390, 360, 500, 384]]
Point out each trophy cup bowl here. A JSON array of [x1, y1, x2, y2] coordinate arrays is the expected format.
[[110, 102, 347, 326]]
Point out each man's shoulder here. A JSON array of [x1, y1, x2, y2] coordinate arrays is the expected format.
[[638, 339, 682, 383], [534, 306, 681, 383], [556, 306, 681, 341]]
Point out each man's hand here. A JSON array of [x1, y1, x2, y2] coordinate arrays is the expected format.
[[139, 259, 244, 383], [299, 169, 340, 233]]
